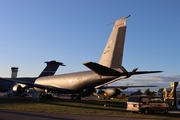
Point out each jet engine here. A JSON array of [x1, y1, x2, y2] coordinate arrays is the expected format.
[[104, 88, 121, 98], [12, 84, 25, 95]]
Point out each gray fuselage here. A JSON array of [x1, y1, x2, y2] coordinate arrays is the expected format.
[[34, 70, 118, 93]]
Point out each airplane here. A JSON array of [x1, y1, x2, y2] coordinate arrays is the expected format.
[[0, 60, 65, 92], [96, 85, 157, 99], [0, 15, 162, 100]]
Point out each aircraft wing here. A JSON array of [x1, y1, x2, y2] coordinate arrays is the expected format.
[[99, 85, 158, 90], [133, 71, 163, 75], [0, 77, 70, 93], [84, 62, 163, 77]]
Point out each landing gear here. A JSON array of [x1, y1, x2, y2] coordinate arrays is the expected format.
[[144, 108, 149, 114], [39, 93, 53, 99], [164, 108, 169, 113], [70, 94, 81, 100]]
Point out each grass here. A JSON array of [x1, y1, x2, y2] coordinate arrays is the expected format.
[[0, 97, 180, 119]]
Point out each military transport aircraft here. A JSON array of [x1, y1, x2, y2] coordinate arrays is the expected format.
[[0, 60, 64, 92], [97, 85, 157, 99], [0, 15, 162, 99]]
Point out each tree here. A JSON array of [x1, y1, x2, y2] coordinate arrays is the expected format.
[[144, 88, 151, 95], [137, 89, 141, 93], [158, 88, 164, 93]]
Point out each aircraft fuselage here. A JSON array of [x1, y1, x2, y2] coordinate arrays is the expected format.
[[34, 70, 118, 93]]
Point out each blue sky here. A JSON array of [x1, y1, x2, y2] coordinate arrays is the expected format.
[[0, 0, 180, 91]]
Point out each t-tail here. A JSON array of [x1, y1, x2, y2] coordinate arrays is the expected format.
[[98, 15, 130, 68], [38, 60, 65, 77]]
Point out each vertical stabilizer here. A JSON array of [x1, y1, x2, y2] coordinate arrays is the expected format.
[[38, 60, 65, 77], [98, 15, 130, 68]]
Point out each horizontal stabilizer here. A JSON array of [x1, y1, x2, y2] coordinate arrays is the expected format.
[[38, 60, 65, 77], [83, 62, 121, 76]]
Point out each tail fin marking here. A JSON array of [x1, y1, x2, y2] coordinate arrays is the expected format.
[[98, 15, 130, 68]]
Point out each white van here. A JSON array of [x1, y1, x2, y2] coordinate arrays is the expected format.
[[127, 95, 169, 114]]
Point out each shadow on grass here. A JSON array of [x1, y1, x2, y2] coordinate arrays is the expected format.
[[39, 98, 180, 119], [40, 98, 127, 112]]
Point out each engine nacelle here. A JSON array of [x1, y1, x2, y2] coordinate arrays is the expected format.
[[34, 87, 45, 93], [104, 88, 121, 98], [12, 84, 24, 95], [81, 88, 95, 97]]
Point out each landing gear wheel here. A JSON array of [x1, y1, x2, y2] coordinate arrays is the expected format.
[[164, 108, 168, 113], [144, 108, 149, 114], [75, 95, 81, 100], [70, 94, 75, 100]]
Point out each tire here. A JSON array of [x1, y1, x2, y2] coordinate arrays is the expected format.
[[8, 94, 12, 97], [164, 108, 168, 113], [144, 108, 149, 114], [76, 96, 81, 100]]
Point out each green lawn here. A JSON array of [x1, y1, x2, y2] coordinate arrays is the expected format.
[[0, 97, 180, 119]]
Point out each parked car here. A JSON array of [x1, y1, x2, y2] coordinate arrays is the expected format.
[[126, 95, 169, 114]]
